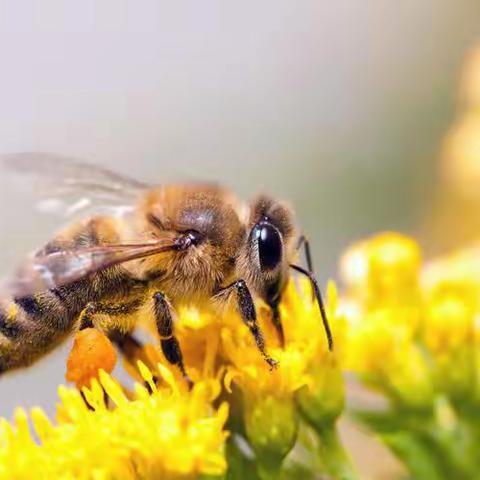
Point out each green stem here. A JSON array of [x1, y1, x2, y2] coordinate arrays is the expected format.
[[315, 424, 358, 480], [256, 462, 282, 480]]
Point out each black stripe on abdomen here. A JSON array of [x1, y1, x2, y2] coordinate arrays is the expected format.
[[14, 295, 44, 316], [0, 310, 20, 338]]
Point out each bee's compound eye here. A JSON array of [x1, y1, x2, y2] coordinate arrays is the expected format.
[[253, 222, 283, 270]]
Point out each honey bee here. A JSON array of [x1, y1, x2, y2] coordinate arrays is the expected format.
[[0, 153, 332, 384]]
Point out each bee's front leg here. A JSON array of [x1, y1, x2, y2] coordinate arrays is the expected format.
[[217, 279, 279, 370], [152, 292, 193, 389]]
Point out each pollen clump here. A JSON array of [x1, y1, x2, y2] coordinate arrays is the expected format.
[[65, 328, 117, 389]]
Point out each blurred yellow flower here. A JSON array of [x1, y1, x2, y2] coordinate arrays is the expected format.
[[459, 46, 480, 108], [442, 112, 480, 198], [341, 232, 480, 407]]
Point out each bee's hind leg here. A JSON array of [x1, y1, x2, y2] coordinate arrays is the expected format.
[[152, 292, 193, 390], [77, 300, 146, 367], [78, 300, 142, 331], [76, 300, 152, 400]]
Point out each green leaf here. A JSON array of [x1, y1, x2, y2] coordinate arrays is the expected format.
[[381, 432, 446, 480]]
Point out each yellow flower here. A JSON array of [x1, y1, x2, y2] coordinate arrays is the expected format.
[[0, 271, 346, 479], [365, 232, 421, 311], [220, 279, 345, 467], [0, 366, 228, 480], [136, 304, 223, 386], [341, 234, 424, 385], [421, 249, 480, 400], [295, 282, 345, 428], [342, 232, 480, 406], [222, 279, 340, 397], [423, 281, 476, 354]]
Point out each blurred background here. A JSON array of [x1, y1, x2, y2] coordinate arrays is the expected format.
[[0, 1, 479, 477]]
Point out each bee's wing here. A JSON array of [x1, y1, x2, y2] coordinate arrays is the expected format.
[[8, 237, 180, 298], [0, 152, 148, 218]]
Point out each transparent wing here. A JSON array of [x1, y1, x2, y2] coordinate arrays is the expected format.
[[0, 152, 149, 218], [9, 236, 180, 298]]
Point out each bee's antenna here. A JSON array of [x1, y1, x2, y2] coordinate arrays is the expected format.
[[289, 264, 334, 351], [296, 235, 314, 274]]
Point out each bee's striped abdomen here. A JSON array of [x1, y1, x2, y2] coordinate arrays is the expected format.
[[0, 290, 79, 371], [0, 216, 144, 373]]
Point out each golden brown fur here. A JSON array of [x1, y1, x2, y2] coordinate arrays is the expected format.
[[132, 184, 249, 304]]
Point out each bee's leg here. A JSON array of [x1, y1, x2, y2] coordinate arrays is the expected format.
[[75, 300, 144, 406], [108, 329, 151, 366], [152, 292, 193, 389], [218, 280, 279, 369], [108, 330, 159, 393], [270, 301, 284, 347], [264, 280, 284, 346], [78, 303, 95, 330], [109, 330, 142, 362], [76, 300, 159, 402], [78, 300, 142, 331], [78, 300, 149, 367]]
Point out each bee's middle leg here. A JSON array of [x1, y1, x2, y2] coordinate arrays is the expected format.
[[269, 301, 284, 347], [152, 292, 193, 389]]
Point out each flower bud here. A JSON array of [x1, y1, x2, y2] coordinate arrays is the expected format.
[[387, 346, 434, 410], [243, 392, 298, 474], [367, 233, 421, 308], [424, 281, 475, 355], [296, 354, 344, 430]]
